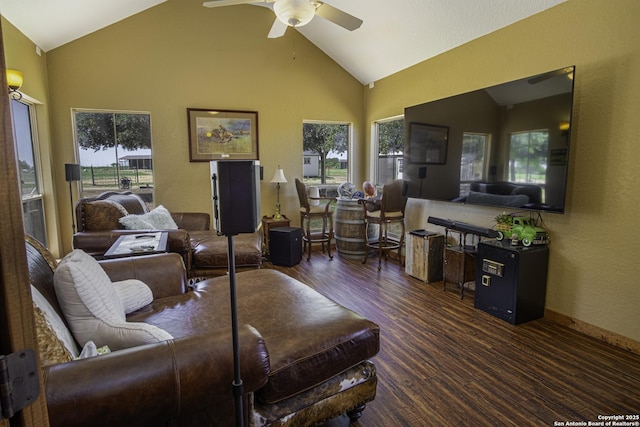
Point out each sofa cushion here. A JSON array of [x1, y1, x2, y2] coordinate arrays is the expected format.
[[31, 285, 79, 366], [119, 205, 179, 230], [126, 269, 380, 404], [83, 200, 128, 231], [54, 249, 172, 350], [113, 279, 154, 314], [119, 214, 155, 230], [190, 230, 262, 269]]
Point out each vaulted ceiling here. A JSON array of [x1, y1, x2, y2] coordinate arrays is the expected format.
[[0, 0, 565, 84]]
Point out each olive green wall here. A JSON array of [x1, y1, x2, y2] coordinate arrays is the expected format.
[[365, 0, 640, 342], [44, 1, 365, 254]]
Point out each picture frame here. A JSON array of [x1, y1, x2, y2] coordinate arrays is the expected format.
[[408, 122, 448, 164], [187, 108, 259, 162]]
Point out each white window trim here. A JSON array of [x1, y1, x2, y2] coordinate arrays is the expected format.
[[371, 115, 404, 185]]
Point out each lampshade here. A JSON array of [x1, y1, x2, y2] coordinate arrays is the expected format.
[[270, 166, 288, 183], [6, 69, 23, 91], [273, 0, 316, 27]]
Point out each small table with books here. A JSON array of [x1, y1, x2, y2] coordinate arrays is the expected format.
[[104, 232, 168, 258]]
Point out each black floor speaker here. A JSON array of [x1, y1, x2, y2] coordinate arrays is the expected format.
[[269, 227, 302, 267]]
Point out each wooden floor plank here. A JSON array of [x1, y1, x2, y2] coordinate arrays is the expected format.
[[265, 253, 640, 426]]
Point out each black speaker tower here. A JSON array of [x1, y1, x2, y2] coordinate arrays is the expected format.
[[210, 160, 261, 427], [211, 161, 261, 235]]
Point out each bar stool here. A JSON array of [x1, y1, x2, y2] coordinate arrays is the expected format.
[[295, 179, 334, 261], [360, 179, 407, 270]]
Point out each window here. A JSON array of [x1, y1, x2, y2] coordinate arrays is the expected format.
[[302, 122, 350, 186], [508, 130, 548, 184], [11, 99, 47, 245], [374, 117, 404, 186], [460, 132, 489, 196], [73, 110, 154, 204]]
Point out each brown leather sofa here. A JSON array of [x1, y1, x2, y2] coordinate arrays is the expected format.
[[72, 191, 262, 277], [27, 235, 379, 427]]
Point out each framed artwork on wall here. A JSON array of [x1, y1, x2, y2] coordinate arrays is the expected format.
[[408, 122, 448, 164], [187, 108, 259, 162]]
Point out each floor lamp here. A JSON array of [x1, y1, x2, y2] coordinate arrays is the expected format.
[[65, 163, 81, 234]]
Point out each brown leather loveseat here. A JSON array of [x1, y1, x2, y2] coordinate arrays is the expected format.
[[72, 191, 262, 278], [26, 235, 379, 426]]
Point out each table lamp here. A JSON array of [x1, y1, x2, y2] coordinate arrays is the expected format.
[[270, 166, 287, 219]]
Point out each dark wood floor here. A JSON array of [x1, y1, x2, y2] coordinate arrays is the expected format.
[[265, 252, 640, 427]]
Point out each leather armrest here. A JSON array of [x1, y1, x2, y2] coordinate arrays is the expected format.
[[99, 253, 187, 297], [171, 212, 211, 231], [44, 325, 269, 427]]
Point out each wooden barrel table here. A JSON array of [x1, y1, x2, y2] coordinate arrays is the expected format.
[[334, 198, 366, 259]]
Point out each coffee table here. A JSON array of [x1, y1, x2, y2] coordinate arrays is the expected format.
[[104, 232, 168, 258]]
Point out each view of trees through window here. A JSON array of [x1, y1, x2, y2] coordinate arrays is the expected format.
[[74, 111, 153, 202], [509, 130, 548, 184], [302, 122, 349, 185], [376, 118, 404, 186]]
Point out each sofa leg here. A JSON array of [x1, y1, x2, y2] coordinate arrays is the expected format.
[[347, 404, 366, 421]]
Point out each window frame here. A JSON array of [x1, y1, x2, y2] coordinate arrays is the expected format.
[[459, 132, 490, 196], [372, 115, 404, 187], [72, 108, 154, 203], [508, 129, 549, 185], [11, 97, 47, 245], [302, 120, 352, 186]]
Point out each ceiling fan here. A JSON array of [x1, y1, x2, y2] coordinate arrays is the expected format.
[[202, 0, 363, 38]]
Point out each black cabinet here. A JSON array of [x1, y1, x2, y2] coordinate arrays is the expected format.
[[474, 240, 549, 324]]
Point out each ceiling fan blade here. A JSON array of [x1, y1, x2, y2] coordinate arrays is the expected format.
[[268, 18, 288, 38], [203, 0, 260, 8], [314, 1, 363, 31]]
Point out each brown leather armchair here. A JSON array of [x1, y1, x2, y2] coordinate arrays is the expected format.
[[72, 191, 262, 277], [27, 235, 379, 426], [73, 191, 208, 271]]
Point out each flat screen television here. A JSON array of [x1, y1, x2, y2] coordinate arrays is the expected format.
[[403, 66, 575, 213]]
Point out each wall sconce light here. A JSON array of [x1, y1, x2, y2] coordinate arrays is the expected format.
[[559, 122, 570, 131], [7, 69, 24, 100], [270, 166, 288, 219]]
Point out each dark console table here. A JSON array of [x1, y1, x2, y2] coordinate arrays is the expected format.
[[427, 216, 498, 299], [474, 240, 549, 324]]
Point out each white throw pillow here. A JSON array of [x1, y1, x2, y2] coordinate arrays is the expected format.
[[113, 279, 154, 314], [31, 285, 80, 359], [119, 215, 155, 230], [146, 205, 179, 229], [54, 249, 172, 350], [119, 205, 178, 230]]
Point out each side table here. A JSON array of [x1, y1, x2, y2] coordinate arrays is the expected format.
[[261, 215, 290, 257], [405, 230, 444, 283]]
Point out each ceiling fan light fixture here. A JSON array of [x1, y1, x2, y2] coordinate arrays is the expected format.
[[273, 0, 316, 27]]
